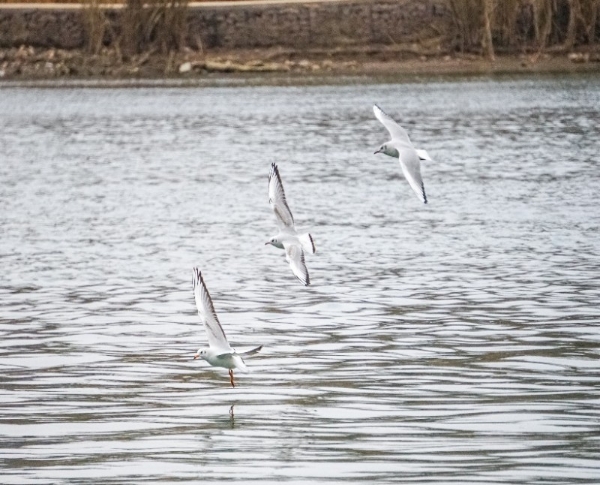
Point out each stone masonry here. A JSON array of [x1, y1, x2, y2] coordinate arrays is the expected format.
[[0, 0, 449, 50]]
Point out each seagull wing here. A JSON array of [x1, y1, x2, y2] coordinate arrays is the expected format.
[[192, 267, 232, 353], [373, 104, 412, 147], [269, 162, 295, 230], [239, 345, 263, 357], [284, 243, 310, 286], [398, 150, 428, 204]]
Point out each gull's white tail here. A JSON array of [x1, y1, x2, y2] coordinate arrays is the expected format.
[[298, 233, 316, 254], [234, 346, 262, 374], [233, 355, 249, 373], [416, 149, 433, 162]]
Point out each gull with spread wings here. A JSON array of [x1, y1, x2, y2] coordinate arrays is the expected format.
[[373, 104, 432, 204], [265, 163, 316, 286], [192, 267, 262, 387]]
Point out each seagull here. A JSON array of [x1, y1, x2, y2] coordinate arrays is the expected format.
[[192, 267, 262, 387], [373, 104, 430, 204], [265, 162, 316, 286]]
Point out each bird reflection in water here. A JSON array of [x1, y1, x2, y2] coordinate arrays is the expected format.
[[229, 404, 235, 428]]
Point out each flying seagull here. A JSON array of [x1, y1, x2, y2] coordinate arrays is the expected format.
[[373, 104, 431, 204], [192, 267, 262, 387], [265, 162, 316, 286]]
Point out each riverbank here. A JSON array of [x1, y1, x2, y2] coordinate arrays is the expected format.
[[1, 0, 599, 81], [1, 43, 599, 81]]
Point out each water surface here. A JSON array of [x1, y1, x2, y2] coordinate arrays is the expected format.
[[1, 75, 599, 484]]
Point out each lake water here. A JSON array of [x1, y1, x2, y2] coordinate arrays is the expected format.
[[1, 75, 599, 484]]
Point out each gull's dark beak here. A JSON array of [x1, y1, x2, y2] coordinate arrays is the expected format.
[[374, 148, 382, 154], [265, 242, 270, 246]]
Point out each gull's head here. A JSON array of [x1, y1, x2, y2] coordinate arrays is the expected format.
[[374, 143, 386, 155], [374, 143, 398, 158], [265, 237, 284, 249], [194, 349, 207, 360]]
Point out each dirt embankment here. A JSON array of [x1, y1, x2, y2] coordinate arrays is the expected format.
[[0, 0, 599, 81], [1, 42, 599, 81]]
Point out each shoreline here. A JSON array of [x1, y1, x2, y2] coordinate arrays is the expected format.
[[1, 45, 599, 85], [2, 0, 599, 85]]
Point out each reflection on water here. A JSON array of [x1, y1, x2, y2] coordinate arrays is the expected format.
[[0, 75, 599, 484]]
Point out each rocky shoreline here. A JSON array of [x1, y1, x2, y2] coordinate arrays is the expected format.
[[1, 44, 599, 81], [2, 0, 599, 82]]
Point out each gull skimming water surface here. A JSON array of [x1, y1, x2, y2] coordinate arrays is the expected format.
[[192, 267, 262, 387]]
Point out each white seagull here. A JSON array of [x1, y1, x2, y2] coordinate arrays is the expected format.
[[265, 162, 315, 286], [192, 267, 262, 387], [373, 104, 431, 204]]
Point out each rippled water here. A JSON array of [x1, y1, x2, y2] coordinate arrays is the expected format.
[[1, 75, 599, 484]]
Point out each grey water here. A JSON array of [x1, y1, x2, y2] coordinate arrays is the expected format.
[[1, 75, 599, 484]]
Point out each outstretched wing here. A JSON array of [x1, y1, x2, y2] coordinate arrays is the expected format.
[[269, 163, 295, 229], [239, 345, 263, 357], [398, 151, 428, 204], [192, 268, 232, 353], [298, 233, 316, 254], [373, 104, 412, 147], [284, 243, 310, 286]]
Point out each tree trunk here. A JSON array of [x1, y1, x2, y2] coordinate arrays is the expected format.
[[563, 0, 578, 50], [482, 0, 496, 60]]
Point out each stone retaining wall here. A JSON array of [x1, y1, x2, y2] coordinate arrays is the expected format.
[[0, 0, 449, 50]]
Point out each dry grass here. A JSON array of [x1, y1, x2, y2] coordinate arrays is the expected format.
[[82, 0, 109, 54], [121, 0, 188, 55], [449, 0, 599, 54], [80, 0, 189, 57]]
